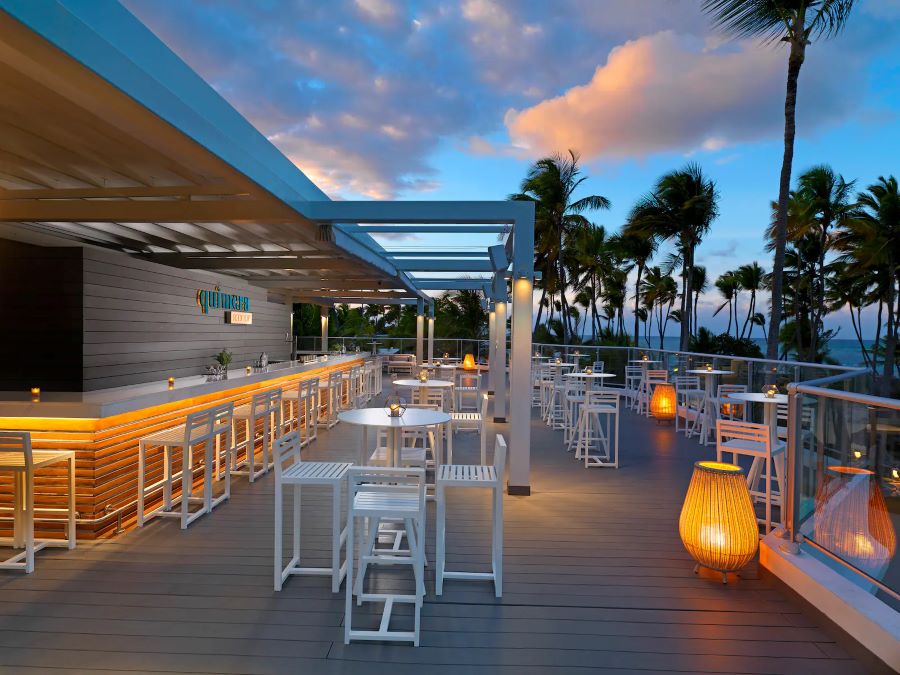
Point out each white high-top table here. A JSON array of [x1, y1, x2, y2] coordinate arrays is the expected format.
[[338, 407, 451, 466], [727, 391, 788, 450], [393, 378, 454, 410]]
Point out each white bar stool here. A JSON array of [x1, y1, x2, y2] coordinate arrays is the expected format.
[[0, 432, 76, 573], [345, 467, 426, 646], [273, 431, 352, 592], [436, 434, 506, 597], [138, 402, 234, 529], [232, 389, 282, 482], [449, 392, 488, 464], [573, 391, 620, 468]]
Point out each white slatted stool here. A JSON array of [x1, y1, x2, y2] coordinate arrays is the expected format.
[[274, 431, 352, 592], [281, 380, 303, 434], [299, 377, 319, 446], [319, 370, 343, 428], [138, 402, 234, 529], [563, 379, 586, 450], [345, 467, 426, 646], [449, 392, 488, 464], [592, 360, 605, 373], [232, 389, 282, 482], [436, 434, 506, 597], [716, 419, 784, 534], [455, 371, 481, 412], [573, 391, 620, 468], [0, 432, 76, 573], [674, 375, 705, 436]]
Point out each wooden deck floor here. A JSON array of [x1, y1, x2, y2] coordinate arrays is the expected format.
[[0, 398, 863, 674]]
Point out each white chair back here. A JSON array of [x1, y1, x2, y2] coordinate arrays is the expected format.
[[716, 419, 769, 452], [493, 434, 507, 474], [274, 429, 302, 476], [675, 375, 701, 390], [592, 361, 605, 373], [0, 430, 32, 471], [348, 466, 426, 509]]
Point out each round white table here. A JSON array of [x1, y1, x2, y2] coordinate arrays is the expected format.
[[393, 378, 454, 409], [565, 371, 616, 390], [686, 369, 735, 444], [727, 392, 788, 449], [338, 407, 451, 466]]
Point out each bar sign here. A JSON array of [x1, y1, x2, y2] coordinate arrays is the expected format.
[[225, 311, 253, 325]]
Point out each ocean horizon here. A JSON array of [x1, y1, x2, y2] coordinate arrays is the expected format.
[[621, 335, 869, 368]]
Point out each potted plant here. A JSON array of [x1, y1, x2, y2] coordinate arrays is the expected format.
[[215, 348, 232, 378]]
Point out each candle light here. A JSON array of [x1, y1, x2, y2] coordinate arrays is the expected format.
[[30, 387, 40, 403], [763, 384, 778, 399], [167, 377, 175, 390], [443, 352, 450, 360], [584, 367, 593, 375], [555, 357, 561, 365], [246, 365, 252, 376], [706, 363, 713, 372], [418, 369, 429, 383], [385, 395, 407, 418]]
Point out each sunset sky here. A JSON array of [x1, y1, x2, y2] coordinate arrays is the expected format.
[[124, 0, 900, 339]]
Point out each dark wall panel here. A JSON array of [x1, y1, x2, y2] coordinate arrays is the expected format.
[[0, 239, 82, 391], [81, 248, 291, 391]]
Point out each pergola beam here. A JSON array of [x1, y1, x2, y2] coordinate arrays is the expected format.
[[385, 250, 491, 258], [394, 259, 494, 272], [411, 279, 490, 291], [351, 225, 508, 234], [298, 200, 531, 225], [143, 255, 360, 271]]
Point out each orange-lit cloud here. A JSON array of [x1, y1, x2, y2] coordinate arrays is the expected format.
[[505, 31, 856, 160]]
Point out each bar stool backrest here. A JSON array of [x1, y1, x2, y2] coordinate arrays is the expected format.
[[717, 383, 747, 399], [274, 429, 302, 476], [675, 375, 701, 390], [301, 377, 318, 398], [493, 434, 507, 474], [209, 402, 235, 445], [716, 419, 769, 450], [646, 369, 668, 383], [585, 390, 620, 410], [348, 466, 425, 506], [184, 407, 216, 445], [0, 430, 32, 473], [252, 388, 283, 422], [592, 361, 605, 373], [328, 369, 342, 389]]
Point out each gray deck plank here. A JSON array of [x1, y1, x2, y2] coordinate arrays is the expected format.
[[0, 393, 863, 673]]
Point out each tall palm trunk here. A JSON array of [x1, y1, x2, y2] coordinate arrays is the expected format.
[[768, 32, 806, 361], [680, 250, 693, 350], [883, 268, 898, 396], [632, 264, 644, 347], [535, 285, 547, 329]]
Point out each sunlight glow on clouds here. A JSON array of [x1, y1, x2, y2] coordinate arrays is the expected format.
[[504, 31, 859, 160]]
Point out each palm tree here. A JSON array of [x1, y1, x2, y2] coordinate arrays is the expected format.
[[737, 262, 766, 338], [642, 266, 678, 348], [571, 224, 614, 341], [690, 265, 708, 337], [703, 0, 856, 360], [837, 176, 900, 393], [510, 150, 610, 343], [615, 231, 657, 347], [626, 163, 719, 350], [714, 271, 740, 336]]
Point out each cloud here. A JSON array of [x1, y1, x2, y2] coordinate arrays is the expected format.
[[703, 240, 739, 258], [504, 31, 863, 160]]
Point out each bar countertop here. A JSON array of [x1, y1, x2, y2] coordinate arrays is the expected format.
[[0, 354, 366, 419]]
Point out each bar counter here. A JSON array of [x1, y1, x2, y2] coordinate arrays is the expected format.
[[0, 355, 366, 539]]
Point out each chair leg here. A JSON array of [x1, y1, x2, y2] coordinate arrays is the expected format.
[[332, 482, 342, 592], [436, 483, 445, 596], [493, 484, 503, 597], [274, 477, 283, 591], [344, 510, 354, 645]]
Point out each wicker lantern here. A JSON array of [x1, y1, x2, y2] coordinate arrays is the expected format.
[[463, 353, 476, 370], [679, 461, 758, 583], [814, 466, 896, 579], [384, 395, 407, 418], [649, 382, 676, 424]]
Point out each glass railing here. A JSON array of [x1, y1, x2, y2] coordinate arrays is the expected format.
[[788, 373, 900, 610]]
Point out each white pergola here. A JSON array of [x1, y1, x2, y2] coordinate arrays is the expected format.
[[0, 1, 537, 494]]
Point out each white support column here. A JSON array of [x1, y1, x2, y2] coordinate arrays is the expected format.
[[415, 298, 425, 365], [487, 304, 496, 393], [508, 203, 534, 495], [320, 305, 329, 352], [427, 304, 435, 365], [494, 299, 507, 422]]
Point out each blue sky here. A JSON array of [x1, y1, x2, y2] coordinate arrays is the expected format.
[[124, 0, 900, 339]]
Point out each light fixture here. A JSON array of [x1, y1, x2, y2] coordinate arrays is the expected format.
[[385, 395, 407, 418], [679, 461, 759, 583], [463, 353, 476, 370], [418, 369, 429, 383], [555, 356, 561, 365], [30, 387, 40, 403], [706, 363, 713, 372], [814, 466, 896, 579], [443, 352, 450, 360], [246, 365, 253, 376], [763, 383, 778, 399], [584, 367, 593, 376], [650, 382, 676, 424], [167, 377, 175, 390]]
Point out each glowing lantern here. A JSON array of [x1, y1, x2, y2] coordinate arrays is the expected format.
[[418, 369, 429, 383], [813, 466, 896, 579], [763, 383, 778, 399], [649, 382, 676, 423], [30, 387, 40, 403], [463, 353, 476, 370], [167, 377, 175, 390], [384, 395, 407, 418], [679, 461, 759, 583]]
